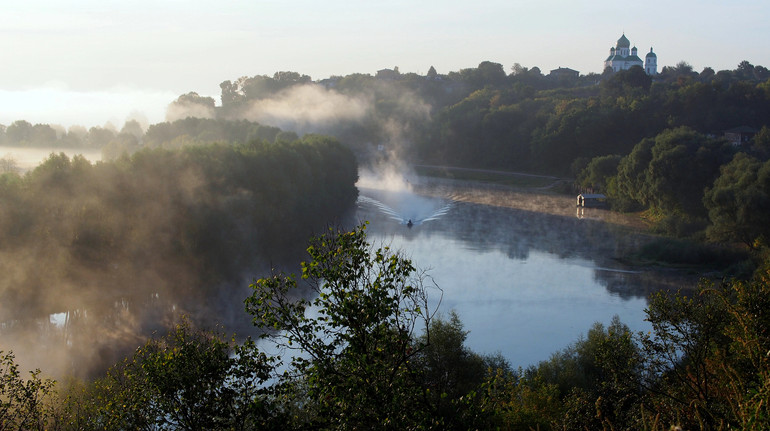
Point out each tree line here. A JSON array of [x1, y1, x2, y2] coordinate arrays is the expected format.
[[4, 59, 768, 180], [2, 224, 768, 430]]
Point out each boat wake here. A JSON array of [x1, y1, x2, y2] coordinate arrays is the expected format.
[[357, 194, 453, 226]]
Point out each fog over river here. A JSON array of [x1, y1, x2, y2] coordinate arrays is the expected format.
[[0, 160, 696, 377], [355, 173, 696, 368]]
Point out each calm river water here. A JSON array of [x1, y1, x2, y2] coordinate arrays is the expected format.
[[355, 176, 694, 368], [1, 159, 694, 376]]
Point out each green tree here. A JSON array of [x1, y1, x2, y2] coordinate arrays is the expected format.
[[86, 126, 116, 148], [245, 223, 441, 429], [274, 130, 299, 143], [167, 92, 217, 121], [5, 120, 33, 145], [273, 71, 311, 85], [1, 351, 55, 430], [601, 65, 652, 99], [0, 155, 18, 174], [719, 268, 770, 430], [632, 273, 770, 430], [476, 369, 561, 431], [704, 153, 770, 248], [639, 286, 732, 429], [750, 125, 770, 159], [614, 127, 735, 234], [413, 310, 488, 425], [577, 154, 621, 191], [70, 322, 280, 430]]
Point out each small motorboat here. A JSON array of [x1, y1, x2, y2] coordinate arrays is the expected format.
[[407, 219, 413, 228]]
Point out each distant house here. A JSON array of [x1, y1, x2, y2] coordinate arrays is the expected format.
[[549, 67, 579, 80], [577, 193, 607, 208], [376, 68, 399, 80], [723, 126, 757, 146]]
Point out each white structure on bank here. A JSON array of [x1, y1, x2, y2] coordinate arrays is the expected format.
[[604, 34, 657, 75]]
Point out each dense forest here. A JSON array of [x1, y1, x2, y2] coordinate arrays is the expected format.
[[2, 59, 770, 429]]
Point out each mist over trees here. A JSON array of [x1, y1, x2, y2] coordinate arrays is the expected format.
[[0, 119, 121, 149], [0, 133, 358, 377]]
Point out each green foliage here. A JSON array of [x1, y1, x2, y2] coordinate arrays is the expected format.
[[142, 117, 268, 148], [705, 153, 770, 248], [55, 322, 281, 430], [417, 59, 770, 181], [0, 156, 19, 175], [601, 65, 652, 99], [461, 252, 769, 431], [749, 125, 770, 159], [469, 316, 647, 430], [476, 369, 561, 431], [613, 127, 736, 235], [721, 268, 770, 430], [245, 223, 441, 429], [413, 310, 488, 426], [0, 350, 55, 430], [636, 276, 770, 430], [646, 128, 733, 217], [577, 154, 621, 191], [524, 316, 645, 429]]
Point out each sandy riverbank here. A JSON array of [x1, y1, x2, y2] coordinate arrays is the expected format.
[[413, 175, 649, 230]]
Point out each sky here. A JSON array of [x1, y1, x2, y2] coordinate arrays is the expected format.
[[1, 0, 769, 129]]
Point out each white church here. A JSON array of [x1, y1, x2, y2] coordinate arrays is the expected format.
[[604, 34, 657, 75]]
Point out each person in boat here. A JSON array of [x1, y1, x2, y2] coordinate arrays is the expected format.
[[407, 219, 413, 227]]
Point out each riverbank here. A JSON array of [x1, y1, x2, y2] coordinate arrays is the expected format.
[[409, 166, 749, 281], [412, 166, 648, 230]]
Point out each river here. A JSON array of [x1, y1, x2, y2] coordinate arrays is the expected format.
[[355, 174, 695, 368], [0, 165, 695, 376]]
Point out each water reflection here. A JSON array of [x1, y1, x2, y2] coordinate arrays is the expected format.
[[356, 180, 697, 368]]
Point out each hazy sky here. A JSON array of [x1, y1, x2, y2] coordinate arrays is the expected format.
[[2, 0, 768, 128]]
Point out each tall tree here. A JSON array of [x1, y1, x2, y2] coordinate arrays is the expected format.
[[704, 153, 770, 248], [245, 224, 441, 429], [0, 350, 55, 429], [62, 322, 280, 430]]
